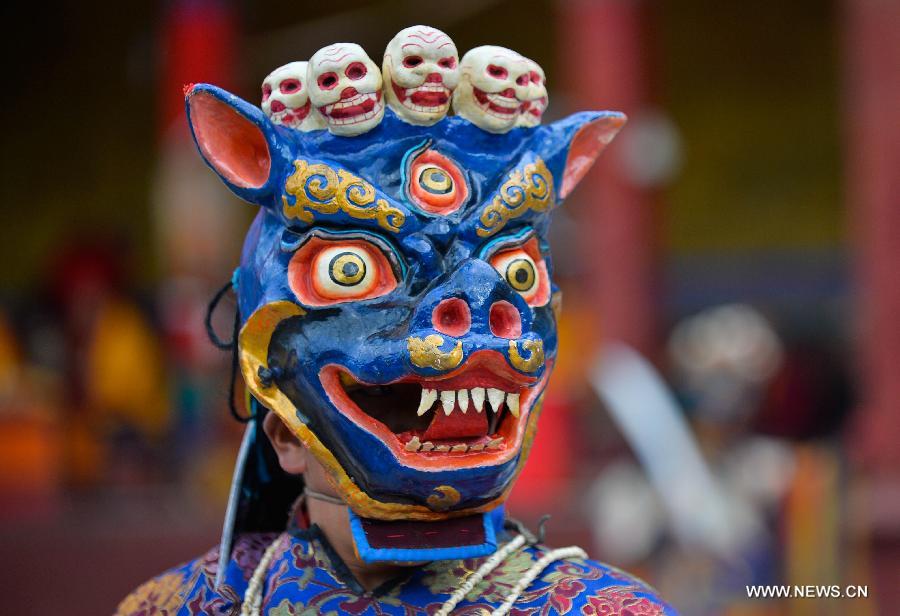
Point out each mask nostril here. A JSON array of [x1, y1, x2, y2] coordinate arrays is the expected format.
[[489, 301, 522, 339], [432, 298, 471, 337]]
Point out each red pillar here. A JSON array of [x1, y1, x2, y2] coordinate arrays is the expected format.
[[845, 0, 900, 607], [557, 0, 660, 357]]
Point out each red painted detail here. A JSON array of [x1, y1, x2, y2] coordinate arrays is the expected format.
[[516, 74, 529, 86], [261, 83, 272, 102], [473, 88, 518, 115], [279, 78, 301, 94], [187, 91, 270, 188], [340, 86, 359, 99], [438, 57, 456, 69], [425, 72, 443, 83], [407, 149, 468, 215], [432, 298, 471, 337], [269, 99, 286, 112], [321, 91, 380, 120], [530, 71, 541, 84], [423, 403, 489, 440], [499, 88, 515, 98], [182, 82, 195, 96], [489, 301, 522, 339], [317, 72, 338, 89], [487, 64, 508, 79], [402, 55, 423, 68], [345, 61, 367, 80], [560, 114, 627, 198]]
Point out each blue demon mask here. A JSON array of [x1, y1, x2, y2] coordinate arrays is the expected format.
[[185, 44, 623, 565]]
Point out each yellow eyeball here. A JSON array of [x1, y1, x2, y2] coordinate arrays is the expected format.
[[418, 166, 453, 195], [505, 258, 536, 292], [329, 251, 367, 286]]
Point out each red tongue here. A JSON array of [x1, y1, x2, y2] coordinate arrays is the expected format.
[[423, 406, 489, 440]]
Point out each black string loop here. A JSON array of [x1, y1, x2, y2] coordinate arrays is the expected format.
[[205, 279, 237, 350], [204, 275, 252, 423]]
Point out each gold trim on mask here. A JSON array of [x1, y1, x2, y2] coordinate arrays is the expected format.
[[508, 339, 545, 373], [426, 485, 461, 511], [240, 301, 546, 521], [407, 334, 464, 371], [282, 160, 406, 233], [476, 157, 555, 238]]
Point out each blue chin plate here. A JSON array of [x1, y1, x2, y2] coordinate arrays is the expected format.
[[349, 507, 505, 563]]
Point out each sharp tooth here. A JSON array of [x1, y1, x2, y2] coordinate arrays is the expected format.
[[457, 389, 469, 413], [421, 441, 435, 451], [440, 390, 455, 415], [506, 393, 520, 418], [418, 388, 437, 416], [487, 437, 504, 449], [405, 436, 421, 452], [435, 444, 450, 452], [451, 444, 467, 452], [487, 388, 505, 413], [469, 443, 485, 452], [471, 388, 485, 412]]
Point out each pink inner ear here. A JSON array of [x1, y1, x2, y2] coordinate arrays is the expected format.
[[188, 91, 271, 189], [560, 115, 627, 198]]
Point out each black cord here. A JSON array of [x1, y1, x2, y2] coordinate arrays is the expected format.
[[205, 279, 236, 350], [205, 277, 252, 423]]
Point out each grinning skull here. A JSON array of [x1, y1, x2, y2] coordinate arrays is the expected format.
[[261, 62, 325, 131], [452, 45, 530, 134], [382, 25, 459, 126], [307, 43, 385, 136], [517, 58, 548, 128]]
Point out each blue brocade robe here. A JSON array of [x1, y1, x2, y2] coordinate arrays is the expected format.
[[117, 527, 675, 615]]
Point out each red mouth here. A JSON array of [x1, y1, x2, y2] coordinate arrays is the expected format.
[[320, 351, 547, 471], [473, 88, 521, 116], [277, 100, 311, 124], [391, 82, 450, 108], [321, 91, 383, 122]]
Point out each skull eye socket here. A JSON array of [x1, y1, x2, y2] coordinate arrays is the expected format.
[[345, 62, 367, 80], [438, 57, 456, 69], [489, 238, 550, 306], [515, 74, 529, 86], [262, 83, 272, 101], [487, 64, 508, 79], [529, 71, 541, 84], [279, 79, 301, 94], [402, 55, 423, 68], [288, 237, 398, 306], [406, 148, 468, 215], [318, 72, 339, 89]]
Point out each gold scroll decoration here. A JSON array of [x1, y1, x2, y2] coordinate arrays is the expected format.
[[281, 159, 406, 233], [476, 157, 555, 238], [508, 339, 545, 373], [407, 334, 464, 371], [426, 485, 461, 511]]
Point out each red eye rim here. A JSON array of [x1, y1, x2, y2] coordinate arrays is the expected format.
[[487, 64, 508, 79], [407, 149, 468, 215], [438, 57, 457, 69], [529, 71, 541, 84], [402, 55, 424, 68], [279, 78, 301, 94], [489, 237, 550, 307], [262, 83, 272, 101], [515, 73, 529, 86], [345, 62, 367, 80], [288, 237, 398, 307], [317, 72, 339, 89]]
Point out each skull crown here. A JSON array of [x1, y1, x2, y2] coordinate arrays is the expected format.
[[262, 30, 547, 136]]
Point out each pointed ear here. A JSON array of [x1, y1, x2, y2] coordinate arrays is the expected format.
[[539, 111, 627, 200], [185, 84, 290, 205]]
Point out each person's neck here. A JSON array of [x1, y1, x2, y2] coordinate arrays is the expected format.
[[305, 495, 409, 591]]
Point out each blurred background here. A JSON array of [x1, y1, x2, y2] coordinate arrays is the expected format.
[[0, 0, 897, 613]]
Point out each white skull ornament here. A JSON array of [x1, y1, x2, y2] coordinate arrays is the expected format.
[[452, 45, 530, 134], [517, 58, 548, 128], [261, 62, 325, 131], [382, 26, 459, 126], [307, 43, 384, 136]]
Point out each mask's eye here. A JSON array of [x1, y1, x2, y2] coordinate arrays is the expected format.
[[406, 148, 468, 215], [288, 237, 399, 306], [489, 237, 550, 306]]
